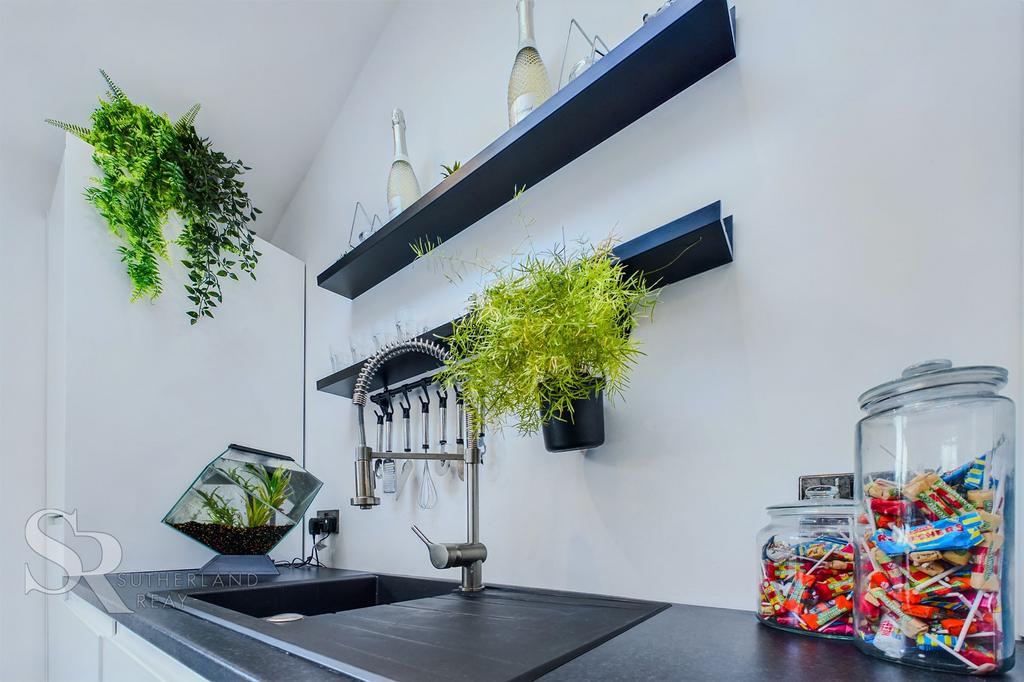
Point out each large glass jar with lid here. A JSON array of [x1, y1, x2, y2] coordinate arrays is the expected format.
[[854, 360, 1014, 674], [756, 487, 856, 638]]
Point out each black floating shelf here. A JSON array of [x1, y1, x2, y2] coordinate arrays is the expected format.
[[317, 202, 734, 399], [317, 0, 736, 299]]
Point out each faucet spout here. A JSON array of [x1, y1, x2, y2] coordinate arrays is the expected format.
[[349, 339, 486, 591]]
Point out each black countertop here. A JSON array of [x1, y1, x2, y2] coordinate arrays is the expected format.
[[74, 567, 1023, 681]]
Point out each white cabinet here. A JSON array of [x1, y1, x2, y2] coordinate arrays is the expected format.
[[45, 134, 306, 574], [47, 595, 205, 682], [47, 595, 101, 682], [100, 641, 160, 682]]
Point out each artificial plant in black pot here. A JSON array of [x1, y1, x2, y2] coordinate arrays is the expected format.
[[436, 238, 656, 452]]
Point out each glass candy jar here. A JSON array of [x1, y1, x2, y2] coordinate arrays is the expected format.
[[757, 489, 856, 638], [854, 360, 1015, 674]]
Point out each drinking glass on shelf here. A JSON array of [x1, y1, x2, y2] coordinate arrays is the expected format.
[[372, 327, 395, 352], [348, 337, 360, 365], [349, 331, 374, 364], [395, 307, 424, 342], [329, 344, 344, 372]]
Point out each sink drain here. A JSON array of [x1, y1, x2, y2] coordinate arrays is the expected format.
[[264, 612, 305, 623]]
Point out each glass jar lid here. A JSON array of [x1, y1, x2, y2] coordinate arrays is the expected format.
[[766, 498, 855, 517], [767, 483, 854, 516], [857, 359, 1007, 413]]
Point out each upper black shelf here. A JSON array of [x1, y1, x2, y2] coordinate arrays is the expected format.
[[317, 0, 737, 299], [317, 201, 734, 398]]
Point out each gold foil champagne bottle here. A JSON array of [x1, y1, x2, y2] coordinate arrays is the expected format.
[[506, 0, 552, 128], [386, 108, 421, 219]]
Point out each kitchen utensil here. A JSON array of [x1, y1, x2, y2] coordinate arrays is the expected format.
[[454, 385, 466, 480], [418, 460, 437, 510], [371, 395, 398, 494], [395, 459, 414, 501], [417, 385, 438, 509], [434, 387, 450, 476], [372, 398, 386, 452], [418, 384, 431, 451], [381, 459, 397, 494], [399, 388, 412, 453], [383, 395, 394, 453], [455, 386, 465, 454], [436, 387, 449, 452]]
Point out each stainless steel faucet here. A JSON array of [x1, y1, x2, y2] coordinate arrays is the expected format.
[[350, 338, 486, 592]]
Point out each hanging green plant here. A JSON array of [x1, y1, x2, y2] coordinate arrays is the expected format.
[[46, 70, 261, 323], [174, 126, 262, 321], [435, 238, 657, 435]]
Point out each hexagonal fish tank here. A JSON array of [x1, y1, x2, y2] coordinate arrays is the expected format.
[[163, 444, 323, 574]]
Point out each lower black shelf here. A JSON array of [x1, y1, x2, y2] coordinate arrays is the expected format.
[[316, 201, 734, 399]]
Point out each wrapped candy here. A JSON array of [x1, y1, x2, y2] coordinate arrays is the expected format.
[[970, 534, 1003, 591], [903, 473, 976, 521], [872, 512, 984, 554], [815, 574, 854, 601], [800, 594, 853, 630], [964, 455, 986, 490], [757, 529, 854, 639], [868, 587, 928, 637], [856, 464, 1008, 674], [782, 572, 816, 614]]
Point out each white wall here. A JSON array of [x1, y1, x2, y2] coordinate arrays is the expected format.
[[0, 126, 49, 682], [273, 0, 1024, 616], [46, 135, 306, 573]]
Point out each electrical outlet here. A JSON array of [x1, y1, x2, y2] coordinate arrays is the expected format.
[[316, 509, 340, 534], [798, 473, 855, 500]]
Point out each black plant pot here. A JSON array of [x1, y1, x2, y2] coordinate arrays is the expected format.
[[541, 386, 605, 452]]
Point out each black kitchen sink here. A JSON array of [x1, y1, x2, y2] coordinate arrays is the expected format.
[[150, 569, 669, 681], [187, 573, 455, 619]]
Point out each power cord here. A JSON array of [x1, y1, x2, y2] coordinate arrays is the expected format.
[[274, 518, 331, 568]]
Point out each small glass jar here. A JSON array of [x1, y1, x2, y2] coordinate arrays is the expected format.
[[756, 489, 856, 639], [854, 360, 1015, 674]]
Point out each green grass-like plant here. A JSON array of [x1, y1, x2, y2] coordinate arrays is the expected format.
[[227, 464, 293, 528], [46, 69, 260, 323], [440, 161, 462, 178], [436, 238, 656, 435], [195, 488, 242, 527]]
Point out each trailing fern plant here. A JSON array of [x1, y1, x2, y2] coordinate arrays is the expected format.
[[46, 69, 260, 323]]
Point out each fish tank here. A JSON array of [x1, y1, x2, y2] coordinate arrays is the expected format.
[[163, 444, 323, 574]]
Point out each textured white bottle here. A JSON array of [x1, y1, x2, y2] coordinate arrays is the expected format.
[[386, 108, 421, 219], [507, 0, 552, 128]]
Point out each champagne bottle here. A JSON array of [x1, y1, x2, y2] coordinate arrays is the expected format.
[[386, 108, 421, 219], [506, 0, 552, 128]]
